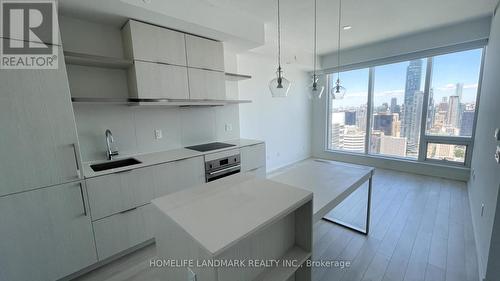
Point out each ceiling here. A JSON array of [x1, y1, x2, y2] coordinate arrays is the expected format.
[[206, 0, 498, 54], [59, 0, 498, 59]]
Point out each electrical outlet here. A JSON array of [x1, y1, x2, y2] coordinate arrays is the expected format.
[[224, 124, 233, 132], [154, 129, 163, 140]]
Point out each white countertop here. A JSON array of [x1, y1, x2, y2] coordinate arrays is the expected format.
[[269, 159, 374, 222], [82, 139, 263, 178], [151, 174, 313, 256]]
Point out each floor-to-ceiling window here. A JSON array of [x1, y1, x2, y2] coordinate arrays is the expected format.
[[327, 68, 370, 153], [326, 47, 484, 167]]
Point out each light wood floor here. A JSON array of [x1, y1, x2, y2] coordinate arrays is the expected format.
[[73, 169, 479, 281]]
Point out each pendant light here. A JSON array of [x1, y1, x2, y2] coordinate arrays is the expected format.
[[269, 0, 291, 97], [309, 0, 325, 99], [332, 0, 346, 100]]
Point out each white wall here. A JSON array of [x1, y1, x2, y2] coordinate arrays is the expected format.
[[468, 4, 500, 280], [237, 52, 312, 171]]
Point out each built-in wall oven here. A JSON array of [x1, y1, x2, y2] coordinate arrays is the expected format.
[[205, 153, 241, 182]]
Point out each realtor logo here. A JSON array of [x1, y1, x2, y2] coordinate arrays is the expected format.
[[0, 0, 58, 69]]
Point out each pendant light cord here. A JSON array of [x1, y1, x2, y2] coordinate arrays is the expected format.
[[277, 0, 281, 70], [337, 0, 342, 81], [313, 0, 317, 77]]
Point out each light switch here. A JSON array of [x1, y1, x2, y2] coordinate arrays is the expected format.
[[225, 124, 233, 132], [154, 129, 163, 140]]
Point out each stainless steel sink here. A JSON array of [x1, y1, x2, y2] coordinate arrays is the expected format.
[[90, 158, 142, 172]]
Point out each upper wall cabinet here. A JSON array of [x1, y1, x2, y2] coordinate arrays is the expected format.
[[128, 60, 189, 99], [185, 34, 224, 71], [0, 42, 82, 197], [122, 20, 187, 66]]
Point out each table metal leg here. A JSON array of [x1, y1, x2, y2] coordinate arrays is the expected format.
[[322, 172, 373, 235]]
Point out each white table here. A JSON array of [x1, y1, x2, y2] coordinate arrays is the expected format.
[[269, 159, 374, 235]]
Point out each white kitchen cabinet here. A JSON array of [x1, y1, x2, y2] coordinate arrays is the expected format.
[[0, 44, 82, 197], [122, 20, 187, 66], [185, 34, 224, 71], [154, 156, 205, 197], [93, 204, 154, 260], [188, 68, 226, 100], [128, 60, 189, 99], [86, 166, 156, 220], [241, 143, 266, 177], [0, 181, 97, 281]]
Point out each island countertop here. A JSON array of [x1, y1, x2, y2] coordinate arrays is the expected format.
[[151, 174, 313, 256]]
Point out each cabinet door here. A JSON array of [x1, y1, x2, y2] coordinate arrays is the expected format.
[[0, 44, 81, 197], [185, 34, 224, 71], [0, 182, 97, 281], [129, 61, 189, 99], [241, 143, 266, 172], [93, 204, 154, 260], [187, 68, 226, 100], [122, 20, 187, 66], [154, 157, 205, 198], [86, 166, 156, 220]]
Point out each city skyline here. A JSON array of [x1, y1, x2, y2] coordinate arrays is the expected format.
[[328, 48, 481, 162], [328, 48, 482, 107]]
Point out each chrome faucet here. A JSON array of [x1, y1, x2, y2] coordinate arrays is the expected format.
[[105, 129, 119, 160]]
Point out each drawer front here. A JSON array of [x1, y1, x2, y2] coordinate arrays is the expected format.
[[204, 148, 241, 162], [245, 167, 266, 179], [154, 157, 205, 198], [124, 20, 187, 66], [93, 204, 153, 260], [241, 143, 266, 172], [86, 167, 156, 220], [131, 61, 189, 99]]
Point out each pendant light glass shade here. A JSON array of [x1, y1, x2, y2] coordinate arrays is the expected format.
[[269, 67, 291, 97], [331, 78, 346, 100], [269, 0, 291, 97], [308, 74, 325, 99]]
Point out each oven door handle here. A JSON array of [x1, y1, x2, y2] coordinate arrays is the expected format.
[[208, 164, 241, 175]]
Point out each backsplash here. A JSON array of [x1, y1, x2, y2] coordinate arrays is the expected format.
[[74, 104, 240, 162]]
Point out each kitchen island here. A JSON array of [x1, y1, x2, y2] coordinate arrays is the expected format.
[[151, 174, 313, 281]]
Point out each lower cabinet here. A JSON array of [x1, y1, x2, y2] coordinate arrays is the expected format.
[[93, 204, 154, 260], [87, 156, 205, 261], [241, 143, 266, 178], [0, 181, 97, 281]]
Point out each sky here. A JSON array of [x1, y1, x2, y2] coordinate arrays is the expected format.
[[329, 48, 483, 109]]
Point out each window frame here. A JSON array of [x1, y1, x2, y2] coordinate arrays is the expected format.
[[324, 46, 486, 168]]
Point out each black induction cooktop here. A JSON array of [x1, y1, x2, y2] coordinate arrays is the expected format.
[[185, 142, 236, 152]]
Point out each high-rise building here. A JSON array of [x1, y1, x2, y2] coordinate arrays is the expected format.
[[427, 89, 435, 130], [401, 59, 423, 155], [380, 136, 407, 157], [345, 111, 356, 126], [460, 110, 475, 137], [448, 95, 461, 127], [357, 106, 368, 132], [373, 113, 399, 136], [390, 97, 399, 114], [342, 127, 365, 153]]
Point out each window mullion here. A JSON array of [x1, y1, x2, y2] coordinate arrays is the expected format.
[[365, 67, 375, 154], [418, 57, 434, 162]]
